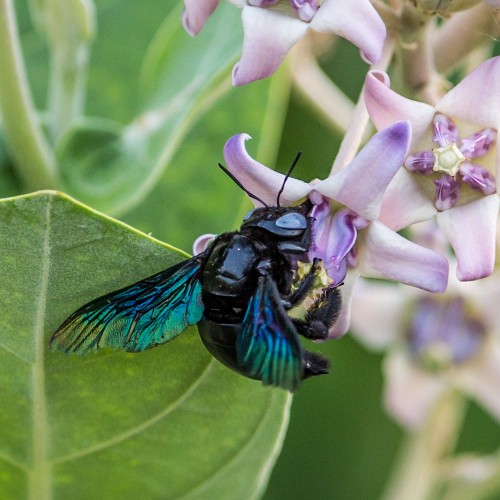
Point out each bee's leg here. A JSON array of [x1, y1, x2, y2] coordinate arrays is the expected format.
[[283, 258, 321, 309], [301, 349, 330, 379], [292, 286, 342, 340]]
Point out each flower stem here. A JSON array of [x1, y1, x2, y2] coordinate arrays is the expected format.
[[0, 0, 57, 189], [330, 34, 396, 174], [34, 0, 96, 142], [382, 390, 467, 500], [47, 42, 91, 143], [433, 4, 500, 75], [395, 5, 447, 105], [291, 36, 354, 136]]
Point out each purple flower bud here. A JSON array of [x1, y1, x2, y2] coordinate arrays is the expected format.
[[408, 296, 485, 370], [404, 151, 435, 175], [290, 0, 319, 22], [460, 128, 497, 159], [432, 114, 460, 147], [460, 163, 497, 195], [434, 174, 461, 211]]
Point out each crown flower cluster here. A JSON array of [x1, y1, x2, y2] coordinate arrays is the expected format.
[[194, 124, 449, 338], [182, 0, 385, 85], [183, 1, 500, 471]]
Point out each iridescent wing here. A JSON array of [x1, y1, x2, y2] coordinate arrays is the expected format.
[[236, 273, 303, 391], [50, 257, 204, 353]]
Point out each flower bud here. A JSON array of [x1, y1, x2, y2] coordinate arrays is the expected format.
[[415, 0, 481, 14]]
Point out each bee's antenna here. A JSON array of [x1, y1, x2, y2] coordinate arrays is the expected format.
[[218, 163, 269, 207], [276, 151, 302, 208]]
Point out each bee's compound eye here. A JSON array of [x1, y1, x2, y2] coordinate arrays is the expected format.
[[275, 212, 307, 229], [243, 209, 255, 221]]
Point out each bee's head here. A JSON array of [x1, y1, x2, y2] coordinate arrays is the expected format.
[[218, 151, 312, 253], [241, 202, 313, 254]]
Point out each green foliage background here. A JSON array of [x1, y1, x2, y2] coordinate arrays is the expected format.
[[1, 1, 498, 498]]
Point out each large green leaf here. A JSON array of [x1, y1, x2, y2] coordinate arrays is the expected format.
[[0, 191, 290, 499]]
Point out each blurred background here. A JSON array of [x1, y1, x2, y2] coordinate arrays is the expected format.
[[7, 1, 500, 498]]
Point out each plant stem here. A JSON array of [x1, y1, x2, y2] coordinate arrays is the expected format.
[[47, 42, 90, 143], [330, 34, 396, 174], [395, 5, 447, 105], [0, 0, 57, 189], [291, 36, 354, 136], [433, 4, 500, 75], [39, 0, 96, 142], [382, 390, 467, 500]]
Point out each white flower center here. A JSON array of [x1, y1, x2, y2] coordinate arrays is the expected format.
[[419, 341, 453, 372], [432, 142, 466, 176]]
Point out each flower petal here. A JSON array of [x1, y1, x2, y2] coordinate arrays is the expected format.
[[224, 134, 311, 206], [436, 56, 500, 129], [311, 0, 385, 64], [364, 71, 435, 148], [457, 272, 500, 328], [350, 280, 413, 350], [315, 121, 411, 220], [327, 269, 359, 338], [192, 233, 216, 255], [384, 351, 447, 429], [458, 340, 500, 422], [232, 7, 308, 86], [358, 221, 449, 293], [182, 0, 221, 36], [379, 169, 437, 230], [436, 194, 499, 281], [325, 209, 358, 264]]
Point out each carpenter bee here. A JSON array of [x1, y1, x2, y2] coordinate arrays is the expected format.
[[50, 157, 342, 391]]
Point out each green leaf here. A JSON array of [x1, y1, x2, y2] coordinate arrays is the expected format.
[[57, 2, 243, 214], [0, 191, 290, 499]]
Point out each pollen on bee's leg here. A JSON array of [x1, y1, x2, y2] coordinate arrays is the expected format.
[[287, 260, 322, 307], [304, 286, 342, 330]]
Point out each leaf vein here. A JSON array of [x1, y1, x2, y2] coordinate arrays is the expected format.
[[50, 357, 215, 464], [0, 450, 30, 473], [0, 341, 31, 364]]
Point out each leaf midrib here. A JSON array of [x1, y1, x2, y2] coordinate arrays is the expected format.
[[29, 197, 52, 500]]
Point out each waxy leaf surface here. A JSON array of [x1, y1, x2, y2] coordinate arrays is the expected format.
[[0, 191, 290, 499]]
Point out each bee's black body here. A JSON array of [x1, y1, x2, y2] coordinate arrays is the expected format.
[[51, 172, 342, 391]]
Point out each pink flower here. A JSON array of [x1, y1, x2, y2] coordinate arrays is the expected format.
[[215, 123, 449, 337], [351, 268, 500, 429], [364, 56, 500, 282], [182, 0, 386, 85]]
